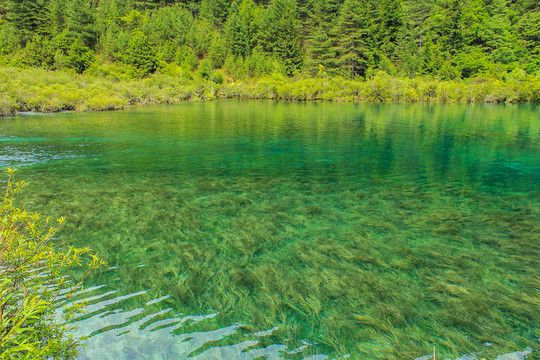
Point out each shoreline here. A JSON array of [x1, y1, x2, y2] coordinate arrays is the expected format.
[[7, 96, 540, 119], [1, 67, 539, 117]]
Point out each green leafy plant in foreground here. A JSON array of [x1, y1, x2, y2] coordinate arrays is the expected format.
[[0, 168, 103, 359]]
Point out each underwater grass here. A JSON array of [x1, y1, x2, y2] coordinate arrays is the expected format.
[[4, 102, 539, 359], [16, 170, 539, 359]]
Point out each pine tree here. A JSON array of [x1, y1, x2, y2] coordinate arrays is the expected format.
[[334, 0, 376, 78], [23, 34, 54, 68], [199, 0, 232, 27], [259, 0, 303, 75], [432, 0, 464, 53], [402, 0, 435, 51], [0, 0, 7, 20], [393, 25, 421, 76], [306, 25, 337, 75], [48, 0, 66, 34], [100, 22, 130, 62], [67, 38, 94, 74], [145, 4, 193, 49], [225, 0, 249, 57], [514, 0, 540, 12], [66, 0, 97, 48], [188, 18, 214, 57], [95, 0, 132, 35], [6, 0, 50, 42], [124, 30, 158, 76], [419, 36, 442, 75], [224, 0, 259, 57], [374, 0, 403, 56], [209, 31, 227, 67]]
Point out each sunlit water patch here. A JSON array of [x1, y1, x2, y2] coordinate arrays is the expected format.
[[1, 102, 538, 359]]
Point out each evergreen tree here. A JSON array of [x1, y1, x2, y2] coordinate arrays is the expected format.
[[188, 18, 215, 57], [119, 9, 146, 32], [22, 33, 54, 68], [48, 0, 66, 34], [514, 0, 540, 12], [6, 0, 49, 42], [419, 36, 442, 74], [197, 57, 214, 79], [306, 25, 337, 75], [199, 0, 232, 27], [393, 25, 421, 76], [0, 23, 20, 54], [176, 45, 199, 70], [225, 0, 249, 56], [208, 31, 228, 67], [334, 0, 376, 78], [0, 0, 7, 20], [67, 38, 94, 73], [124, 30, 158, 76], [95, 0, 132, 36], [100, 22, 130, 62], [259, 0, 303, 75], [305, 0, 343, 29], [66, 0, 97, 48], [516, 11, 540, 57], [145, 4, 193, 49], [431, 0, 464, 53], [402, 0, 434, 39], [374, 0, 403, 56], [224, 0, 259, 57]]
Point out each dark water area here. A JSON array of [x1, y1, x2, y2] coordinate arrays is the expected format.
[[0, 101, 538, 359]]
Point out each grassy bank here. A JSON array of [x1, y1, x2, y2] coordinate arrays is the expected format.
[[1, 66, 539, 116]]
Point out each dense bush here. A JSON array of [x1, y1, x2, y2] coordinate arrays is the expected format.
[[0, 65, 538, 117], [0, 168, 103, 359]]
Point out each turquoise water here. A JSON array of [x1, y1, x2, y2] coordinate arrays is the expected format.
[[0, 101, 538, 359]]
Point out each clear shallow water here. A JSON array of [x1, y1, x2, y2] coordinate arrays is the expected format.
[[0, 101, 538, 359]]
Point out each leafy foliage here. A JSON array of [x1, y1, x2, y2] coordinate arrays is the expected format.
[[0, 168, 104, 359]]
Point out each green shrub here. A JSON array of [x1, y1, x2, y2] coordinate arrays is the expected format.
[[211, 70, 225, 85], [0, 94, 17, 115], [86, 63, 138, 81], [81, 93, 126, 111], [1, 66, 539, 117], [0, 169, 103, 359], [123, 30, 158, 77], [22, 35, 55, 69], [67, 39, 95, 74], [197, 58, 214, 80]]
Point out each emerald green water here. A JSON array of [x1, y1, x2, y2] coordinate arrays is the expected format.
[[1, 102, 538, 359]]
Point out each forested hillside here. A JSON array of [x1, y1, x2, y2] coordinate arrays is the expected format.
[[0, 0, 538, 80]]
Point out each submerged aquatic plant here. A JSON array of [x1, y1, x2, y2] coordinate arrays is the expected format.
[[5, 102, 539, 359]]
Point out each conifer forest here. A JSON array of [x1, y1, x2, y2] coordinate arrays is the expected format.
[[0, 0, 539, 111]]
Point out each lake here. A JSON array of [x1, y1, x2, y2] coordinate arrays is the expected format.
[[1, 101, 538, 359]]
